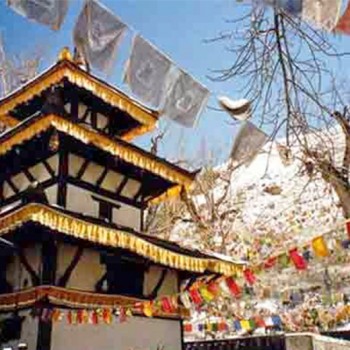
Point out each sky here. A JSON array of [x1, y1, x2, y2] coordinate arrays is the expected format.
[[1, 0, 350, 167]]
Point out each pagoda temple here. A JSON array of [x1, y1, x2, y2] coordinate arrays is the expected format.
[[0, 48, 241, 350]]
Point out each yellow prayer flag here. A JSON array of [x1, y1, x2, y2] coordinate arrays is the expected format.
[[143, 302, 153, 317], [241, 320, 251, 331], [312, 236, 329, 258]]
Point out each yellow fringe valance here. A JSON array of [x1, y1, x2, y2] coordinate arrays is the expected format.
[[0, 60, 157, 136], [0, 114, 194, 189], [0, 286, 187, 318], [0, 204, 242, 276]]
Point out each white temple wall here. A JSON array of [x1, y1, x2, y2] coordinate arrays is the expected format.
[[51, 315, 182, 350], [0, 310, 38, 350], [56, 243, 105, 291], [6, 243, 41, 290], [2, 154, 59, 200], [65, 184, 141, 231], [144, 266, 179, 297]]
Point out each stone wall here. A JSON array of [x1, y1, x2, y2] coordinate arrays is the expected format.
[[286, 333, 350, 350]]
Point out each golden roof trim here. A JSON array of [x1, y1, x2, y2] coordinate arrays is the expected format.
[[0, 204, 242, 276], [0, 59, 158, 135], [0, 114, 194, 188]]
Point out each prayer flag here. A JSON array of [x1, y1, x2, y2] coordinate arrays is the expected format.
[[302, 0, 342, 31], [243, 268, 256, 285], [212, 322, 218, 332], [199, 286, 215, 302], [334, 0, 350, 34], [207, 281, 220, 296], [124, 35, 172, 108], [162, 68, 210, 127], [189, 288, 203, 305], [225, 277, 241, 297], [102, 308, 112, 324], [264, 256, 277, 269], [278, 253, 290, 268], [51, 309, 62, 322], [143, 301, 153, 317], [241, 320, 251, 331], [184, 323, 192, 333], [218, 321, 228, 331], [74, 0, 127, 72], [346, 221, 350, 238], [276, 0, 303, 15], [219, 278, 231, 296], [289, 248, 308, 270], [265, 316, 274, 327], [230, 121, 268, 164], [312, 236, 329, 258], [161, 297, 173, 313], [255, 316, 266, 328], [272, 315, 282, 327], [179, 291, 192, 309], [234, 320, 242, 330], [7, 0, 68, 30]]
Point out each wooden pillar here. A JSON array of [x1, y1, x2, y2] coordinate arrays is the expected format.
[[57, 135, 68, 208], [36, 229, 57, 350]]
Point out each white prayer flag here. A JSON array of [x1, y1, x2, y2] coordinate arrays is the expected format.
[[302, 0, 342, 31], [0, 35, 7, 97], [162, 69, 210, 128], [7, 0, 68, 30], [124, 35, 172, 108], [74, 0, 127, 72], [230, 121, 268, 164]]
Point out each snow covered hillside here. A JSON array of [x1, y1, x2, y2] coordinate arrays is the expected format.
[[169, 129, 346, 263]]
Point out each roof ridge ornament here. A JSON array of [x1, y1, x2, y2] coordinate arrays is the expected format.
[[57, 47, 73, 62]]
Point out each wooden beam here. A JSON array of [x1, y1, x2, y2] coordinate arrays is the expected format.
[[76, 159, 90, 180], [57, 246, 84, 287], [23, 168, 36, 183], [146, 268, 168, 299], [6, 178, 19, 194], [95, 167, 109, 187], [115, 176, 128, 196], [0, 177, 57, 208], [57, 136, 68, 207], [67, 176, 144, 209], [17, 247, 40, 286], [42, 160, 55, 178]]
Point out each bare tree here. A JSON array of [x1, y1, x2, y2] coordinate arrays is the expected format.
[[207, 2, 350, 220]]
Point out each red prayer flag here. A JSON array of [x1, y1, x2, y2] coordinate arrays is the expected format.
[[91, 310, 99, 324], [207, 281, 220, 296], [225, 277, 241, 297], [264, 256, 276, 269], [244, 268, 256, 285], [189, 288, 203, 304], [335, 1, 350, 34], [255, 316, 266, 328], [77, 309, 84, 324], [289, 248, 307, 270], [161, 297, 174, 313], [184, 323, 193, 332], [346, 221, 350, 238]]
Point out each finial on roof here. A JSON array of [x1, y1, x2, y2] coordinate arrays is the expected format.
[[58, 47, 73, 62]]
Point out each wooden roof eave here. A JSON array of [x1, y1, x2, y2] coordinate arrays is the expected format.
[[0, 203, 243, 277], [0, 286, 189, 318], [0, 59, 158, 140], [0, 114, 197, 203]]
